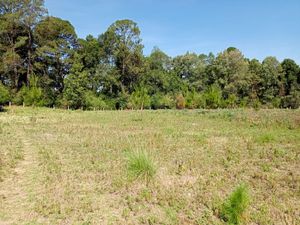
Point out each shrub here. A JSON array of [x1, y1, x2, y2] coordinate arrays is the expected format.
[[151, 93, 175, 109], [15, 87, 44, 107], [150, 93, 162, 109], [23, 86, 45, 106], [185, 91, 206, 109], [271, 97, 281, 108], [126, 150, 157, 185], [85, 91, 107, 110], [128, 87, 151, 110], [14, 75, 45, 107], [0, 83, 10, 107], [204, 85, 222, 109], [220, 184, 250, 225], [161, 94, 176, 109], [281, 91, 300, 109], [224, 94, 237, 108], [175, 93, 185, 109], [239, 97, 249, 108], [63, 69, 89, 109], [250, 99, 261, 110]]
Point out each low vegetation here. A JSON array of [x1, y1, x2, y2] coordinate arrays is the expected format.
[[0, 107, 299, 224], [126, 150, 157, 185], [220, 184, 250, 225]]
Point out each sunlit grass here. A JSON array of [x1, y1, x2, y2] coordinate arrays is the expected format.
[[0, 107, 299, 224], [126, 150, 157, 185]]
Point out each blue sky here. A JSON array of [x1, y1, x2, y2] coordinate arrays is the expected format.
[[45, 0, 300, 63]]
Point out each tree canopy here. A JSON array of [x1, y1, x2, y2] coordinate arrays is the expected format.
[[0, 1, 299, 109]]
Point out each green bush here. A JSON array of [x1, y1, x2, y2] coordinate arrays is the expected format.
[[15, 86, 45, 107], [15, 87, 44, 107], [85, 91, 108, 110], [151, 93, 175, 109], [126, 150, 157, 185], [271, 97, 281, 108], [238, 97, 248, 108], [250, 99, 261, 110], [0, 83, 10, 105], [185, 91, 206, 109], [224, 94, 237, 108], [128, 87, 151, 110], [204, 85, 222, 109], [13, 75, 45, 107], [23, 87, 45, 106], [220, 184, 250, 225], [281, 91, 300, 109]]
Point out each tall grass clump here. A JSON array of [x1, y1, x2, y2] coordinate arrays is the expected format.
[[126, 150, 157, 184], [220, 184, 250, 225]]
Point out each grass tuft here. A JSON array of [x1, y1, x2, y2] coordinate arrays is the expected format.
[[255, 133, 275, 144], [126, 150, 157, 184], [220, 184, 250, 225]]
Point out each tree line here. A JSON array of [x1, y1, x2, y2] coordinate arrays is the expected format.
[[1, 0, 300, 110]]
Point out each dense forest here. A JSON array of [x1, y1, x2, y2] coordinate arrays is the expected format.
[[0, 0, 299, 110]]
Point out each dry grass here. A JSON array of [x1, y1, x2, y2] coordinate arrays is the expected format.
[[0, 107, 299, 224]]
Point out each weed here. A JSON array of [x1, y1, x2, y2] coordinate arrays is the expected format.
[[126, 150, 157, 185], [220, 184, 250, 225]]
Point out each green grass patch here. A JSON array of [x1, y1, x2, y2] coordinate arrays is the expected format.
[[255, 133, 275, 144], [126, 150, 157, 184], [220, 184, 250, 225]]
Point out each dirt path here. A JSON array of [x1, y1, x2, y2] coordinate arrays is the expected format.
[[0, 133, 41, 224]]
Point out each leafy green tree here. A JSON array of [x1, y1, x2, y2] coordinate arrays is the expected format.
[[21, 0, 47, 84], [281, 59, 299, 95], [141, 48, 173, 94], [142, 48, 185, 96], [0, 1, 27, 89], [34, 16, 77, 104], [140, 69, 169, 95], [173, 52, 198, 80], [248, 59, 263, 100], [63, 54, 88, 109], [211, 48, 250, 99], [260, 57, 283, 103], [280, 59, 300, 108], [76, 35, 102, 92], [172, 52, 210, 92], [147, 47, 172, 71], [95, 64, 120, 97], [0, 0, 47, 89], [99, 19, 144, 93], [190, 54, 211, 91]]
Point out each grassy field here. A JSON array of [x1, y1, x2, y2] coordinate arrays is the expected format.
[[0, 107, 299, 225]]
